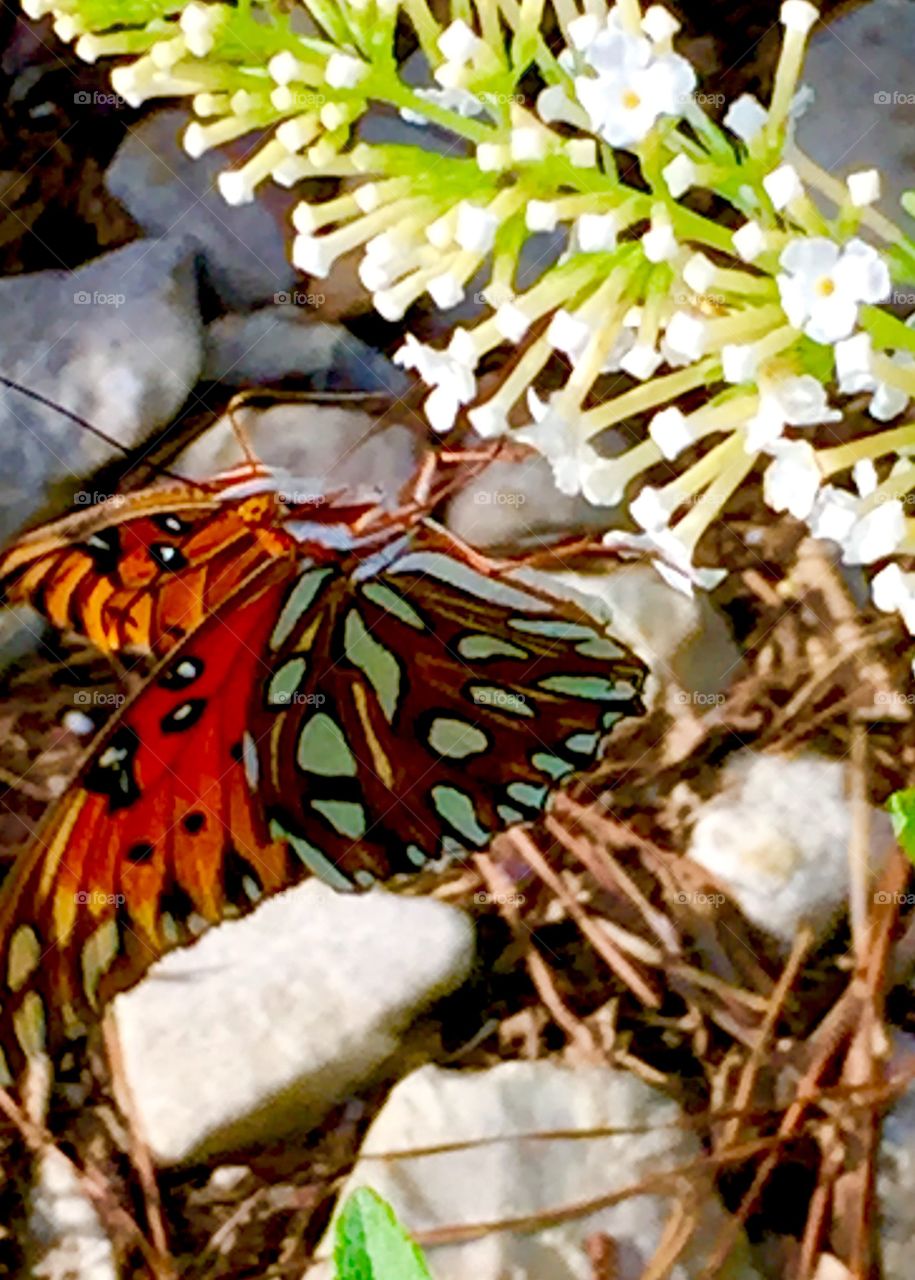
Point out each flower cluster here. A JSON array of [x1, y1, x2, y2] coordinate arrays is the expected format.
[[28, 0, 915, 656]]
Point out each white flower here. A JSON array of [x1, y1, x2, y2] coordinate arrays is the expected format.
[[777, 237, 891, 344], [745, 375, 841, 453], [649, 406, 694, 460], [763, 439, 822, 519], [325, 52, 367, 89], [546, 309, 591, 361], [394, 334, 476, 433], [600, 327, 636, 372], [664, 310, 708, 361], [620, 343, 663, 380], [872, 563, 915, 633], [663, 153, 697, 197], [631, 484, 678, 532], [724, 93, 768, 143], [808, 484, 859, 543], [853, 458, 879, 497], [456, 202, 499, 253], [400, 86, 485, 125], [763, 163, 803, 210], [574, 25, 696, 148], [517, 395, 602, 498], [527, 200, 558, 232], [651, 532, 727, 595], [840, 500, 906, 565], [732, 220, 765, 263], [847, 169, 880, 208], [576, 211, 618, 252], [834, 329, 912, 422], [438, 19, 484, 63]]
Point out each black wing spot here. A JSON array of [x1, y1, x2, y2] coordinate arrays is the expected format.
[[81, 527, 121, 576], [182, 811, 206, 835], [158, 655, 205, 690], [84, 725, 141, 810], [158, 883, 196, 924], [126, 842, 155, 864], [149, 542, 189, 572], [224, 849, 263, 903], [160, 698, 207, 734], [230, 741, 243, 762]]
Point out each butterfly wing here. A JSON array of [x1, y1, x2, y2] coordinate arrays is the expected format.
[[0, 564, 296, 1081], [0, 485, 295, 658], [252, 525, 646, 884]]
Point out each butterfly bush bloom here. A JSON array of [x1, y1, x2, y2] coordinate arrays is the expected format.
[[28, 0, 915, 633]]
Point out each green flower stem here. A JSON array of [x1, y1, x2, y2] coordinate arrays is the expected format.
[[788, 147, 905, 246], [400, 0, 441, 63], [580, 357, 722, 438], [860, 307, 915, 358], [872, 353, 915, 397], [819, 424, 915, 476], [675, 432, 756, 549], [366, 78, 496, 143]]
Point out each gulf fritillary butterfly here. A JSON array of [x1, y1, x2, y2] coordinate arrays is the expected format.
[[0, 446, 646, 1085]]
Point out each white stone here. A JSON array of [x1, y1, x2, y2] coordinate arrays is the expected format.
[[548, 563, 741, 709], [113, 882, 474, 1163], [688, 751, 893, 945], [29, 1149, 117, 1280], [307, 1062, 762, 1280]]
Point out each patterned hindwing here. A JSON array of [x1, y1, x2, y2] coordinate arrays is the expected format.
[[251, 528, 647, 888], [0, 484, 296, 657]]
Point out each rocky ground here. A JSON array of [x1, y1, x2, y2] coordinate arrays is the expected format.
[[0, 2, 913, 1279]]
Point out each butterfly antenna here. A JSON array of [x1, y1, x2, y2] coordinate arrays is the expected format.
[[0, 373, 133, 456], [226, 391, 266, 473]]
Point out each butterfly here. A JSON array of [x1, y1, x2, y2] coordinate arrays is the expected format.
[[0, 451, 646, 1084]]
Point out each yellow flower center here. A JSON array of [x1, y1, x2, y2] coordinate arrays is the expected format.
[[815, 275, 836, 298], [622, 88, 642, 111]]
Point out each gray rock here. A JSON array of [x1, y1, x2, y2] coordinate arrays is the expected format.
[[202, 307, 410, 395], [308, 1061, 761, 1280], [29, 1149, 117, 1280], [687, 751, 894, 946], [445, 456, 621, 551], [106, 109, 298, 311], [797, 0, 915, 233], [0, 236, 203, 539], [175, 402, 422, 505], [112, 881, 475, 1164]]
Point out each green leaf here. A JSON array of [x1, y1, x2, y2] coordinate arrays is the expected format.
[[888, 789, 915, 863], [902, 190, 915, 221], [334, 1188, 434, 1280]]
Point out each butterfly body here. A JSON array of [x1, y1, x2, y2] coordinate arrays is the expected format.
[[0, 463, 646, 1082]]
